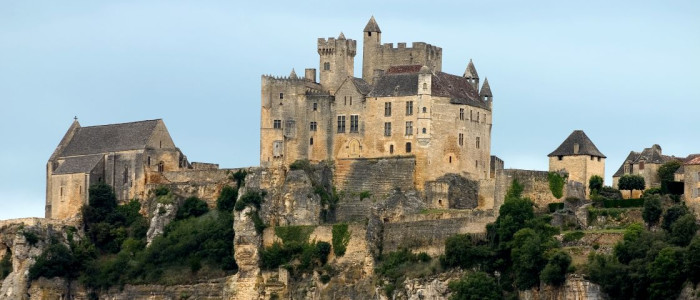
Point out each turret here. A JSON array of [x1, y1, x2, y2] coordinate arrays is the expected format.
[[318, 32, 357, 94], [480, 78, 492, 109], [463, 59, 479, 90], [362, 16, 382, 84], [418, 66, 431, 95]]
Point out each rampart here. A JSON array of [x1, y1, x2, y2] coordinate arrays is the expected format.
[[334, 156, 415, 194]]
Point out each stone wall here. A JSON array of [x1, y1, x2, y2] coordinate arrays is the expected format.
[[549, 155, 605, 196], [334, 156, 415, 194], [495, 169, 585, 212]]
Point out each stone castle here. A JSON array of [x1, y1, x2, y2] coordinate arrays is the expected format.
[[260, 17, 494, 189]]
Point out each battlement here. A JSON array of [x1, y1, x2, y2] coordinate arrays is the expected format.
[[317, 37, 357, 56], [379, 42, 442, 55]]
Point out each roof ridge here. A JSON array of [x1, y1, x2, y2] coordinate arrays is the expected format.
[[80, 119, 161, 129]]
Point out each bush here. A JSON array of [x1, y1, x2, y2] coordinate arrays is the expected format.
[[663, 205, 690, 232], [29, 243, 80, 280], [540, 250, 571, 286], [448, 271, 501, 300], [154, 186, 170, 197], [359, 190, 372, 201], [670, 214, 698, 246], [260, 240, 330, 271], [547, 172, 566, 199], [216, 186, 238, 212], [548, 203, 565, 212], [235, 190, 265, 211], [597, 186, 622, 200], [23, 231, 40, 246], [562, 231, 585, 243], [289, 159, 311, 171], [589, 175, 604, 195], [376, 249, 432, 297], [442, 234, 493, 269], [511, 228, 557, 290], [275, 226, 314, 244], [642, 196, 663, 226], [332, 223, 351, 257], [1, 250, 12, 279], [229, 169, 247, 188], [175, 197, 209, 220], [249, 211, 267, 234]]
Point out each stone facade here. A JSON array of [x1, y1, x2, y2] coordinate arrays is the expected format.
[[684, 159, 700, 217], [612, 144, 683, 189], [46, 119, 190, 220], [548, 130, 606, 196], [260, 17, 494, 190]]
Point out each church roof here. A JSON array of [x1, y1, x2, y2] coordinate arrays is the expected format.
[[548, 130, 606, 158], [480, 78, 492, 97], [60, 119, 160, 157], [54, 154, 103, 175], [368, 65, 489, 110], [364, 16, 381, 33]]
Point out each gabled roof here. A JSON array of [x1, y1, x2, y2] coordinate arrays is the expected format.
[[613, 151, 638, 177], [59, 119, 160, 157], [480, 78, 492, 97], [685, 155, 700, 165], [351, 77, 371, 95], [54, 154, 103, 175], [548, 130, 606, 158], [612, 145, 683, 178], [368, 65, 490, 110], [364, 16, 381, 33]]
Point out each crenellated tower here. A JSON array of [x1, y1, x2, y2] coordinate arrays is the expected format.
[[318, 32, 356, 94]]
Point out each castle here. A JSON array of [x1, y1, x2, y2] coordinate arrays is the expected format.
[[260, 17, 494, 189]]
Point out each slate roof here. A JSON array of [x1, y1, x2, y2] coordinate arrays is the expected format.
[[480, 78, 492, 97], [611, 145, 683, 177], [612, 151, 638, 177], [464, 59, 478, 79], [548, 130, 606, 158], [60, 119, 160, 157], [677, 154, 700, 173], [364, 16, 381, 33], [351, 77, 371, 95], [368, 65, 489, 110], [687, 156, 700, 165], [54, 154, 103, 175]]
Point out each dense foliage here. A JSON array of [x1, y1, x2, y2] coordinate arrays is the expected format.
[[642, 195, 662, 226], [375, 249, 431, 297], [332, 223, 350, 257], [547, 172, 566, 199], [260, 225, 330, 273], [586, 202, 700, 299], [658, 160, 681, 193], [0, 250, 11, 279], [29, 184, 236, 291], [216, 185, 238, 212], [448, 271, 501, 300], [589, 175, 604, 195], [618, 175, 645, 193]]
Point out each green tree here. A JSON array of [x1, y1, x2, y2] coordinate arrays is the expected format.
[[618, 175, 645, 197], [589, 175, 604, 195], [669, 214, 698, 246], [642, 196, 662, 226], [175, 197, 209, 220], [662, 204, 689, 232], [540, 250, 572, 286], [647, 247, 686, 300], [685, 236, 700, 283], [216, 186, 238, 212], [442, 234, 493, 270], [658, 160, 682, 193], [448, 271, 501, 300], [511, 228, 556, 290]]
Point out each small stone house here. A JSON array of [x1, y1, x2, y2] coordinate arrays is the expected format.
[[684, 157, 700, 216], [611, 144, 683, 190], [548, 130, 606, 196], [46, 119, 189, 220]]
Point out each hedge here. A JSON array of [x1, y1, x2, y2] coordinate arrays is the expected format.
[[603, 198, 644, 208]]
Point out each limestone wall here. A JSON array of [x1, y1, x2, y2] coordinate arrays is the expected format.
[[549, 155, 605, 196], [334, 156, 415, 194], [496, 169, 567, 212]]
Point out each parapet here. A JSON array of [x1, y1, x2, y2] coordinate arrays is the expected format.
[[317, 37, 357, 56]]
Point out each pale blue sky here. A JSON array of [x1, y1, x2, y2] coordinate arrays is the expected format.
[[1, 1, 699, 219]]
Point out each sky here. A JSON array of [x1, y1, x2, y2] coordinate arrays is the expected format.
[[1, 1, 699, 220]]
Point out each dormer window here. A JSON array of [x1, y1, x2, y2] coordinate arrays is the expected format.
[[573, 143, 579, 154]]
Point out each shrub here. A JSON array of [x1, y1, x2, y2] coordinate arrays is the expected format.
[[29, 242, 79, 280], [602, 198, 644, 208], [448, 271, 501, 300], [598, 186, 622, 200], [511, 228, 557, 290], [1, 250, 12, 279], [249, 211, 267, 234], [562, 231, 585, 243], [23, 231, 40, 246], [540, 250, 571, 286], [642, 196, 663, 226], [235, 190, 265, 211], [154, 186, 170, 197], [663, 205, 690, 232], [260, 240, 330, 271], [275, 226, 314, 244], [289, 159, 311, 171], [359, 190, 372, 201], [376, 249, 432, 297], [229, 169, 247, 188], [547, 172, 566, 199], [442, 234, 492, 269], [332, 223, 351, 256], [216, 186, 238, 212], [589, 175, 604, 195], [175, 197, 209, 220]]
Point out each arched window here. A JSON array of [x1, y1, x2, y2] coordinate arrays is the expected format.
[[422, 128, 427, 134], [422, 107, 427, 113]]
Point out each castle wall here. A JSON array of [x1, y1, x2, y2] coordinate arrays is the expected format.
[[549, 156, 605, 196], [47, 173, 88, 220], [495, 169, 565, 212], [332, 80, 367, 159], [363, 39, 442, 84], [334, 156, 415, 194], [684, 164, 700, 218]]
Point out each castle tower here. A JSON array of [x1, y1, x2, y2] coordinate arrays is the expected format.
[[463, 59, 479, 90], [318, 32, 356, 94], [548, 130, 606, 196], [362, 16, 382, 84], [480, 78, 492, 110]]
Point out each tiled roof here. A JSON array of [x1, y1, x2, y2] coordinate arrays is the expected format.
[[369, 66, 489, 110], [686, 156, 700, 165], [60, 119, 159, 157], [548, 130, 606, 158], [54, 154, 103, 175], [613, 151, 638, 177]]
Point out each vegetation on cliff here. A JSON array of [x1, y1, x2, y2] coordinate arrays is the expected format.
[[260, 225, 331, 273], [29, 183, 237, 293]]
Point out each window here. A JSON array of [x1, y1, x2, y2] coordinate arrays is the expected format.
[[591, 156, 594, 160], [639, 162, 645, 170], [598, 157, 601, 162], [558, 155, 563, 161], [310, 138, 314, 145], [350, 115, 359, 133], [384, 122, 392, 136], [60, 187, 63, 197], [422, 107, 427, 113], [273, 119, 282, 129], [344, 96, 347, 105], [337, 116, 346, 133], [470, 110, 473, 121], [449, 156, 452, 163], [310, 121, 317, 131], [313, 103, 317, 111], [350, 96, 353, 106], [477, 112, 480, 122], [476, 137, 480, 149], [147, 156, 151, 166], [324, 62, 330, 70], [406, 101, 413, 115], [459, 108, 464, 120], [385, 102, 392, 116], [279, 93, 284, 99], [390, 145, 394, 154], [123, 167, 128, 184], [459, 133, 464, 146], [476, 160, 479, 168], [423, 82, 428, 91], [158, 162, 164, 173], [406, 142, 412, 153], [624, 164, 630, 173], [405, 121, 413, 135], [422, 128, 427, 134]]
